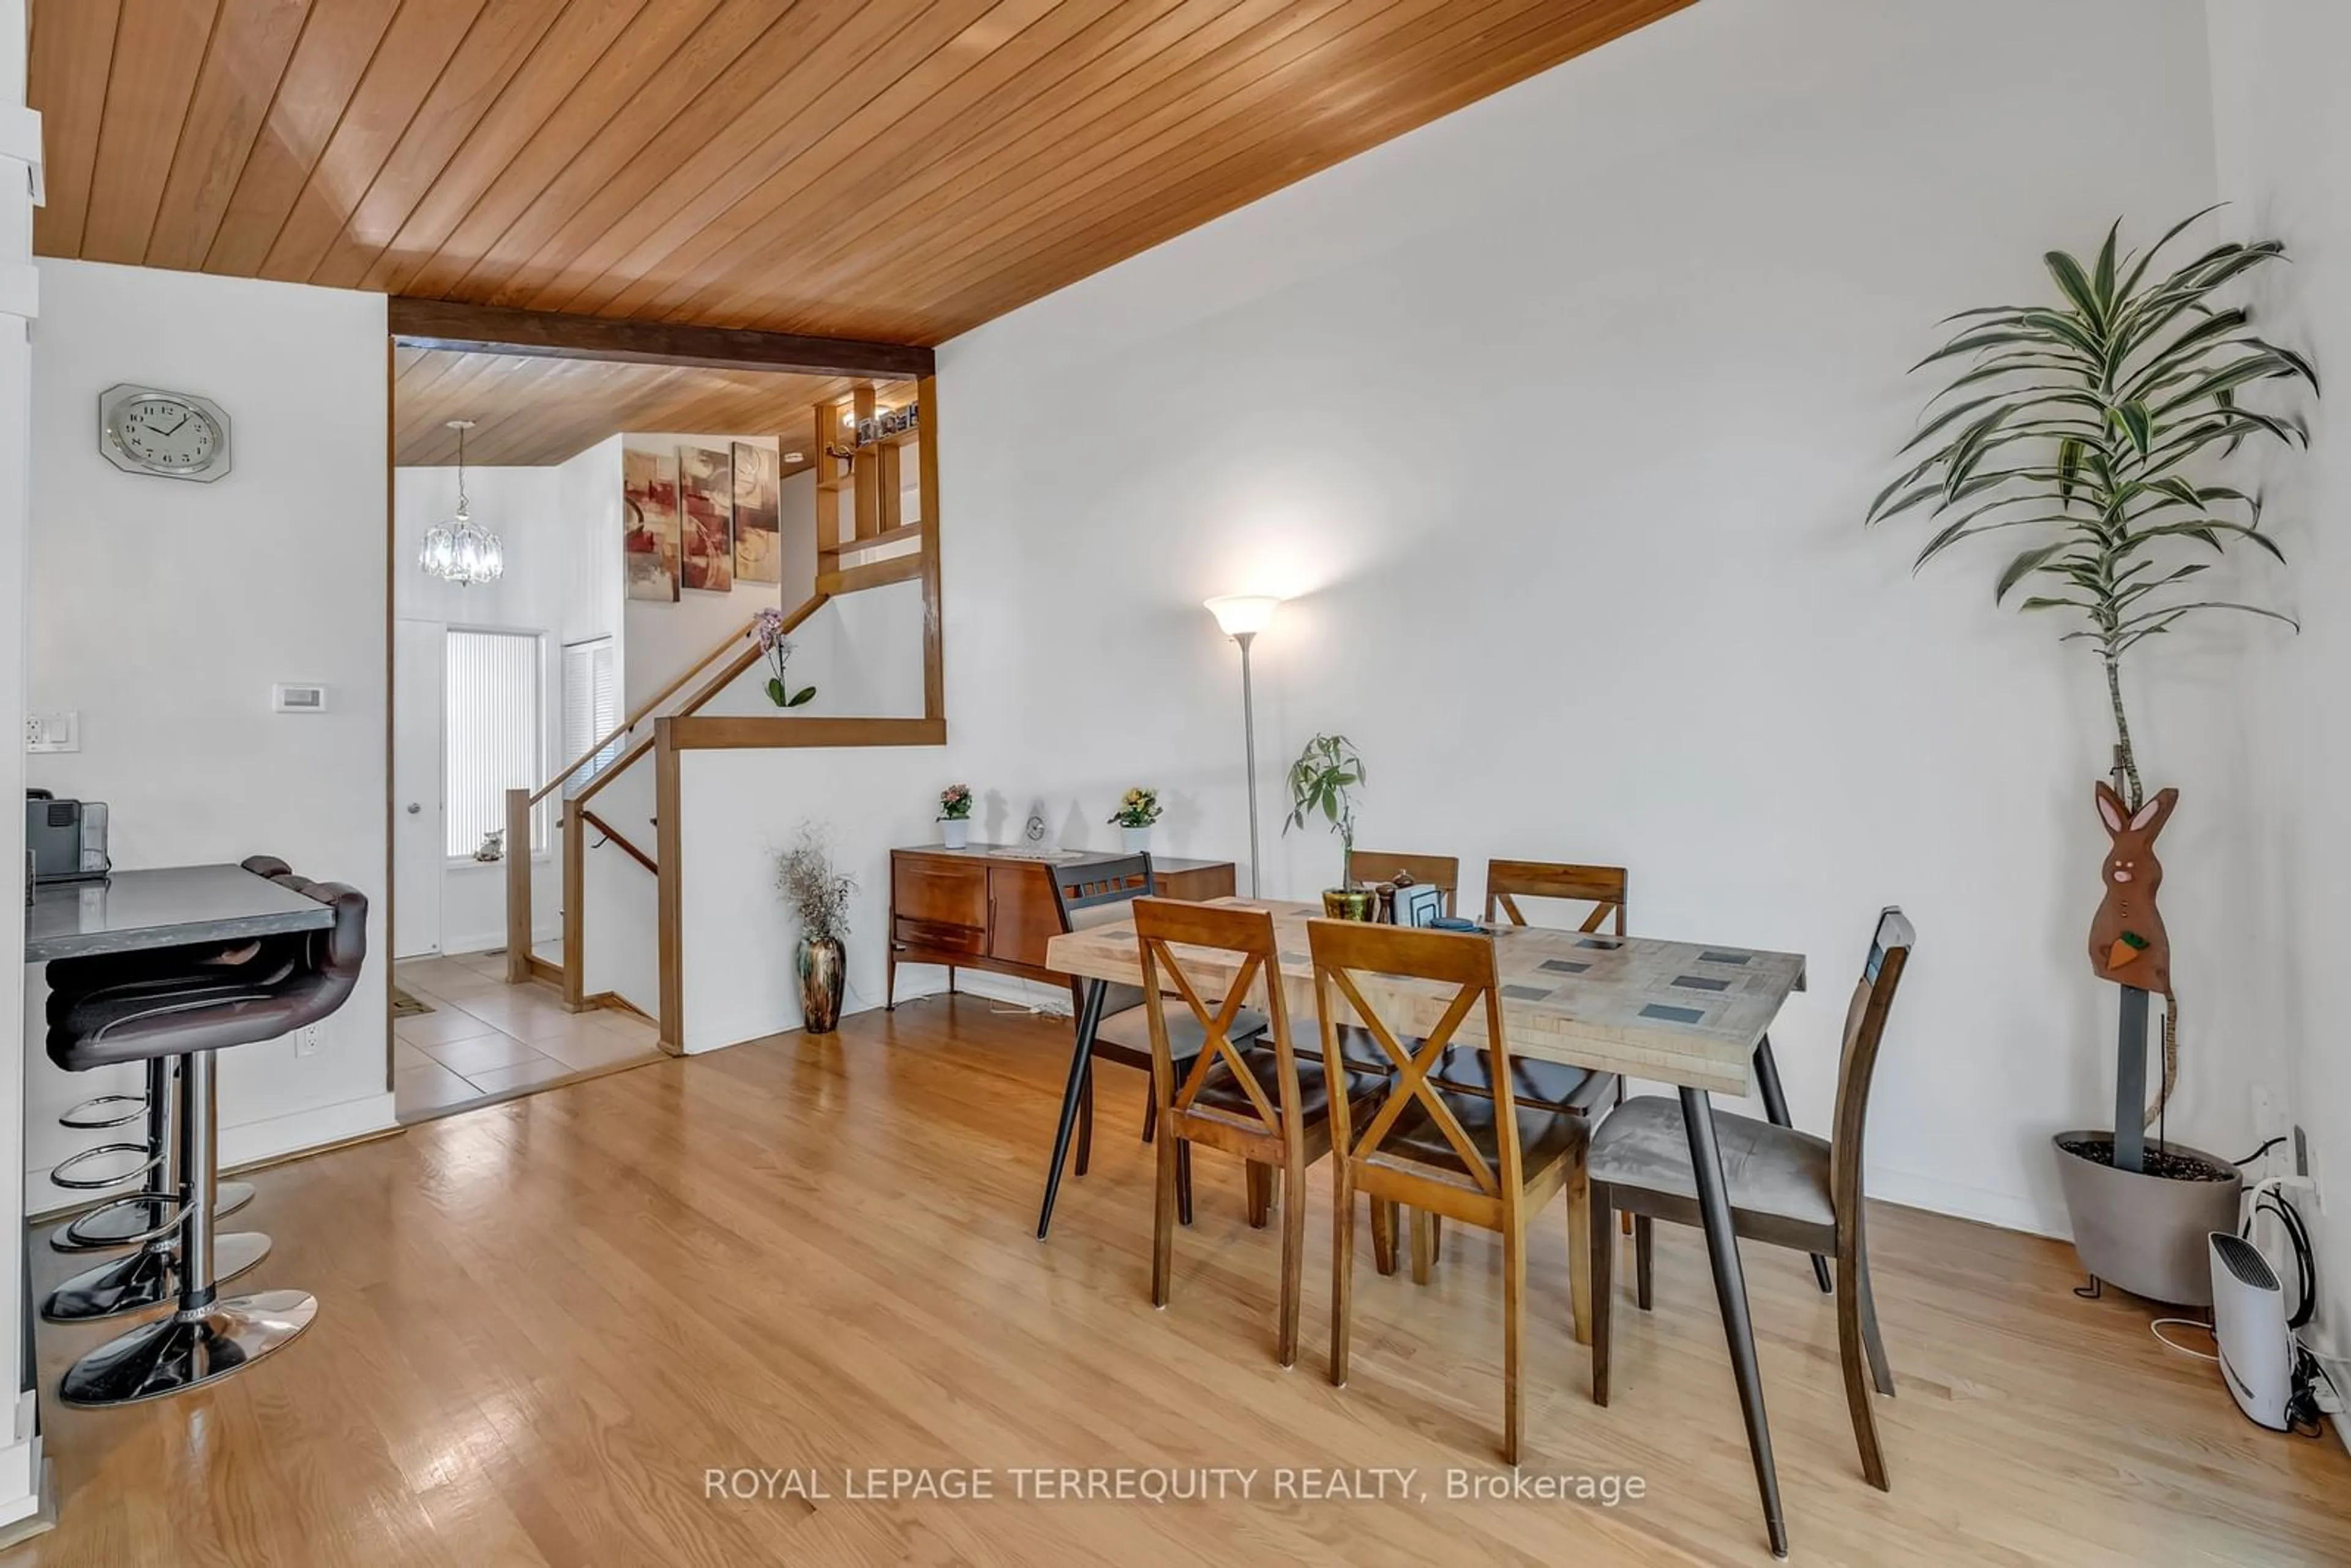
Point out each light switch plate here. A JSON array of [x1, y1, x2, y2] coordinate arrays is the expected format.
[[272, 683, 329, 714], [24, 710, 79, 752]]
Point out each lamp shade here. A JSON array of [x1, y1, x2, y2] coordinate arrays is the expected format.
[[1204, 595, 1281, 638]]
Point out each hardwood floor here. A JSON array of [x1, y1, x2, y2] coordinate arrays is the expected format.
[[9, 996, 2347, 1566]]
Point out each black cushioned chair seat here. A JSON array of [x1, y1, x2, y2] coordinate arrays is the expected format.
[[1095, 1000, 1268, 1060], [1322, 1023, 1415, 1075], [1371, 1083, 1589, 1180], [1430, 1045, 1608, 1110], [1193, 1045, 1385, 1126]]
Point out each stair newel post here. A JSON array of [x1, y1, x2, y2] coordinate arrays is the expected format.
[[655, 716, 684, 1056], [562, 803, 587, 1011], [504, 788, 533, 983]]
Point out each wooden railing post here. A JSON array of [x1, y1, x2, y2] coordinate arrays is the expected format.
[[655, 718, 684, 1056], [917, 371, 943, 722], [503, 788, 532, 983], [561, 805, 587, 1012]]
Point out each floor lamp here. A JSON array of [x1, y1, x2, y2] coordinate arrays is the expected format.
[[1204, 596, 1281, 897]]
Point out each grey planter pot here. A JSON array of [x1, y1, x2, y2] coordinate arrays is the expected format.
[[2052, 1131, 2241, 1306]]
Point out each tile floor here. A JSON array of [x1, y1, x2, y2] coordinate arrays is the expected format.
[[391, 949, 664, 1122]]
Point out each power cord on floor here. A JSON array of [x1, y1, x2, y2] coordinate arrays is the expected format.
[[2150, 1317, 2218, 1362]]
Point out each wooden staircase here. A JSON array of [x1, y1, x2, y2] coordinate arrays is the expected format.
[[498, 373, 946, 1051]]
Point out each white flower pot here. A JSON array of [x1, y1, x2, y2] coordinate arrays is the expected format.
[[940, 819, 969, 849], [1120, 825, 1151, 853]]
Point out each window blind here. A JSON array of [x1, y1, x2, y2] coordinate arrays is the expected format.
[[561, 637, 620, 798], [445, 629, 544, 857]]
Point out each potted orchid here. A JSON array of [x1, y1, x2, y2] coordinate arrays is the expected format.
[[1108, 786, 1162, 852], [937, 783, 974, 849], [748, 607, 814, 710]]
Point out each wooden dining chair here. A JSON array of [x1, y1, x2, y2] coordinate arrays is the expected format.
[[1586, 908, 1914, 1491], [1311, 918, 1591, 1463], [1483, 859, 1629, 935], [1041, 856, 1266, 1229], [1347, 850, 1461, 917], [1134, 899, 1384, 1366], [1406, 860, 1628, 1291]]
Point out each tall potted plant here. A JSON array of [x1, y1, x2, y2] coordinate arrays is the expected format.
[[1870, 209, 2316, 1302], [1284, 733, 1371, 920], [778, 825, 855, 1035]]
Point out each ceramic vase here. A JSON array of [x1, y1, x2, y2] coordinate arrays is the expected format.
[[798, 936, 844, 1035]]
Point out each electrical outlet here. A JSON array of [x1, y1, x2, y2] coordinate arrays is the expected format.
[[24, 710, 79, 753], [295, 1024, 321, 1058]]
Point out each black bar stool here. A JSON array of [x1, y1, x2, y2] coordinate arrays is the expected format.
[[42, 873, 367, 1406]]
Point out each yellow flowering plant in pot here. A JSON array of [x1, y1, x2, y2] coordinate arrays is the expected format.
[[1108, 787, 1162, 852]]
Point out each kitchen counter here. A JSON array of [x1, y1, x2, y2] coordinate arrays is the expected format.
[[25, 864, 334, 963]]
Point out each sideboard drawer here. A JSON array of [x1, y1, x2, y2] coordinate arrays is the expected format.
[[894, 916, 985, 958], [893, 855, 988, 927]]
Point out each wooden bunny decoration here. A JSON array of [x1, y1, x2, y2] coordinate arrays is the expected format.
[[2088, 781, 2175, 997]]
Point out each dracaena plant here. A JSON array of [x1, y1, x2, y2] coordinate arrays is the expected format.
[[1868, 208, 2317, 809]]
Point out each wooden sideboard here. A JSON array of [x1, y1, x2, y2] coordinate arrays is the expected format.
[[885, 844, 1237, 1007]]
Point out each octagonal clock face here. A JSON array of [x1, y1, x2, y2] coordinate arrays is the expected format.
[[99, 384, 233, 482]]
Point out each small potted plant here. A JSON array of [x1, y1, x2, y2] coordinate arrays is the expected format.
[[1108, 786, 1161, 852], [937, 783, 974, 849], [778, 824, 855, 1035], [1286, 733, 1371, 919], [748, 607, 815, 709]]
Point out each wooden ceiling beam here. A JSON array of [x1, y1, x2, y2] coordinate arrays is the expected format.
[[386, 299, 934, 381]]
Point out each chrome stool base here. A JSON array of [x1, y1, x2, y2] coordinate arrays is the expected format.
[[51, 1182, 255, 1253], [43, 1232, 271, 1324], [59, 1289, 318, 1407]]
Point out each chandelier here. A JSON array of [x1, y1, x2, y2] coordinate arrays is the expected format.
[[419, 419, 504, 587]]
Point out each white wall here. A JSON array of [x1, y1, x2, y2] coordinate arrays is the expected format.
[[2205, 0, 2351, 1366], [920, 0, 2251, 1238], [0, 0, 43, 1520], [394, 463, 563, 954], [23, 259, 392, 1207]]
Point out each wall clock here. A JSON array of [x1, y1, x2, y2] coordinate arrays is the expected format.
[[98, 383, 232, 482]]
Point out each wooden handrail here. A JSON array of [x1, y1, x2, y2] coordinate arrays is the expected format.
[[569, 591, 828, 811], [578, 808, 656, 874], [530, 614, 757, 807], [665, 715, 944, 751]]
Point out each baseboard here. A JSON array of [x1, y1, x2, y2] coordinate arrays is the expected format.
[[24, 1090, 399, 1217], [440, 926, 560, 959], [898, 971, 1071, 1016], [1865, 1164, 2071, 1240]]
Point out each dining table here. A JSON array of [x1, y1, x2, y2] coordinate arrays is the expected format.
[[1041, 896, 1810, 1560]]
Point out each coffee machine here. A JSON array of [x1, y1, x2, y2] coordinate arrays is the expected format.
[[26, 790, 111, 885]]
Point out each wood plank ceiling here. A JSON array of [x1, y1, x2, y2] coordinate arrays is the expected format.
[[29, 0, 1694, 348], [392, 347, 912, 465]]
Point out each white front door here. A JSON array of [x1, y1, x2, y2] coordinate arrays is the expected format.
[[392, 618, 444, 959]]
